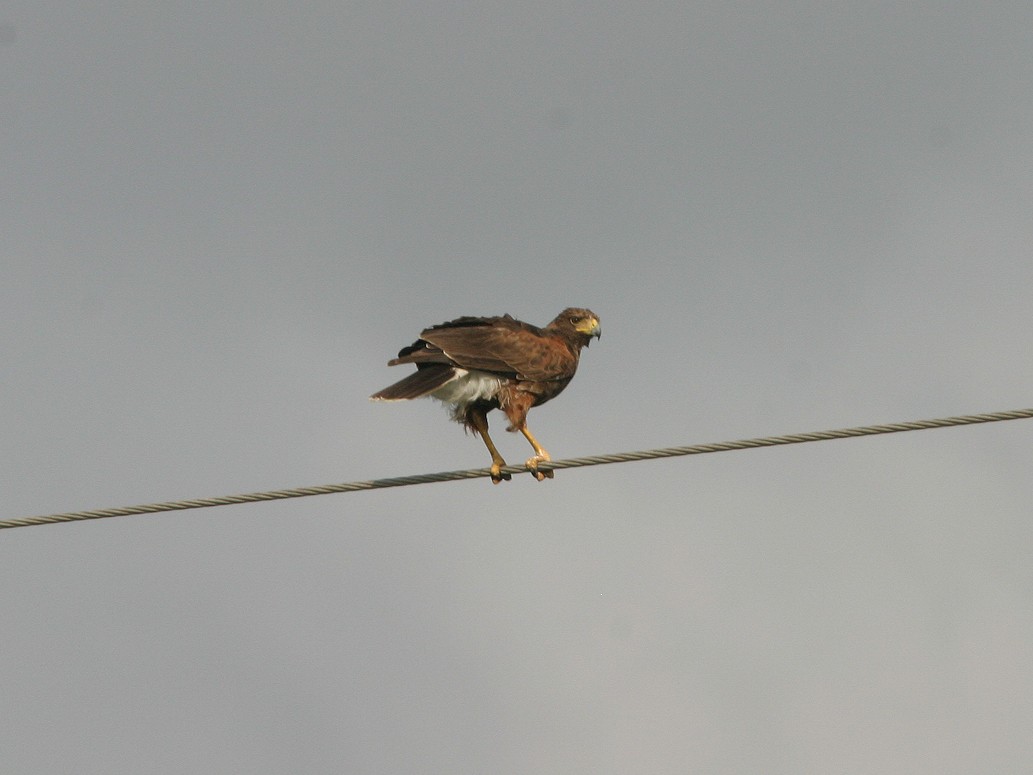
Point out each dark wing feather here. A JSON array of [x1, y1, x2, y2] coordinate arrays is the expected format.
[[387, 341, 454, 368], [370, 364, 455, 401]]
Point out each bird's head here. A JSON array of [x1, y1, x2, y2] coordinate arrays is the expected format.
[[551, 307, 601, 345]]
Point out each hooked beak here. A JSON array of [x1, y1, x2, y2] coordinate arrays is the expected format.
[[577, 317, 601, 343]]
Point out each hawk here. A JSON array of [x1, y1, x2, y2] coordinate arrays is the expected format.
[[370, 308, 601, 483]]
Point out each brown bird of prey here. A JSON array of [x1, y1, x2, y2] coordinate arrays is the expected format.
[[370, 308, 601, 483]]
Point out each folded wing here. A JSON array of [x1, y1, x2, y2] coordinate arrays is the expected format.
[[390, 316, 576, 382]]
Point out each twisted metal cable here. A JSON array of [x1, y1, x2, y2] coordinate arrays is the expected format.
[[3, 408, 1031, 531]]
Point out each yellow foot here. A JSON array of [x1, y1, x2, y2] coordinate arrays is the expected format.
[[525, 453, 554, 482], [490, 462, 512, 485]]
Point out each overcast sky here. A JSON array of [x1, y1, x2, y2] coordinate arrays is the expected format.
[[4, 3, 1033, 773]]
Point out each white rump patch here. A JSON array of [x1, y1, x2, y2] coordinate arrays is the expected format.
[[430, 368, 502, 405]]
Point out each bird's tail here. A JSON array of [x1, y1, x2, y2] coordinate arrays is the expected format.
[[369, 365, 456, 401]]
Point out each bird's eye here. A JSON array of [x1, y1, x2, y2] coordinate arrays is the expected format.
[[569, 316, 581, 325]]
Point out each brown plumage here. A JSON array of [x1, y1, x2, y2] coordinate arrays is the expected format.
[[370, 308, 601, 483]]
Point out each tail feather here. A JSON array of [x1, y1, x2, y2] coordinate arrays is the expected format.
[[370, 365, 456, 401]]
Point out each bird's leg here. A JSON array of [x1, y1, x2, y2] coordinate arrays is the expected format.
[[519, 424, 554, 481], [469, 408, 511, 484]]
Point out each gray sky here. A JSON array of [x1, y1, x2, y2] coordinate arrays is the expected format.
[[4, 3, 1033, 773]]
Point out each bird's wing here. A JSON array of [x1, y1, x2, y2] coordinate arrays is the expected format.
[[416, 318, 578, 382]]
